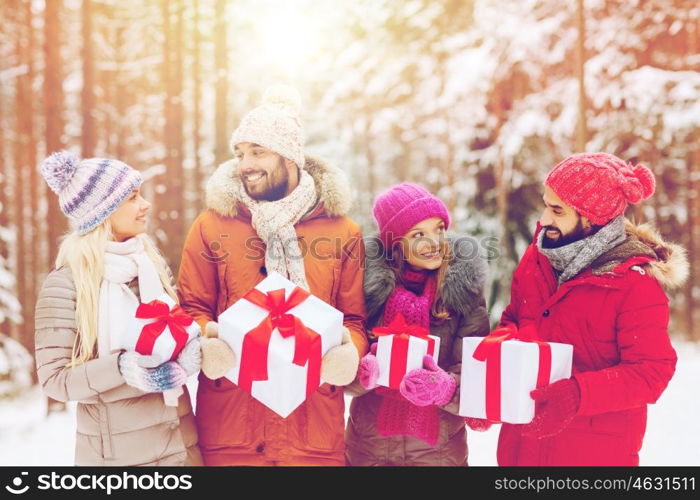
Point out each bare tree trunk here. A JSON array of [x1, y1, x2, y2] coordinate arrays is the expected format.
[[214, 0, 228, 166], [575, 0, 588, 152], [0, 27, 10, 338], [81, 0, 96, 157], [13, 0, 34, 358], [45, 0, 67, 266], [192, 0, 203, 213], [158, 0, 185, 271], [687, 147, 699, 341]]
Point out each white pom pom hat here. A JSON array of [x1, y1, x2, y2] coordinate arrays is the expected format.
[[229, 84, 305, 167], [40, 151, 143, 234]]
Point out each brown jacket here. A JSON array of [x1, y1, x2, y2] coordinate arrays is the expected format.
[[35, 266, 201, 466], [345, 235, 490, 466], [177, 155, 368, 466]]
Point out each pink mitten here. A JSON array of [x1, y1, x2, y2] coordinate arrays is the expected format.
[[399, 355, 456, 407], [358, 342, 379, 390]]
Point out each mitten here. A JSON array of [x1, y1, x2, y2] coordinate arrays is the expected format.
[[358, 342, 379, 390], [118, 351, 188, 393], [176, 337, 202, 376], [521, 378, 580, 439], [464, 417, 492, 432], [321, 327, 360, 386], [399, 355, 457, 407], [200, 321, 237, 380]]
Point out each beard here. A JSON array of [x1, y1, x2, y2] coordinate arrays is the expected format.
[[243, 157, 290, 201], [542, 217, 589, 249]]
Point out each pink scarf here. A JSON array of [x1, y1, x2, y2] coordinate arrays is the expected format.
[[376, 268, 441, 446]]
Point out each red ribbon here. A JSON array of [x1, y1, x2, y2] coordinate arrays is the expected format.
[[472, 325, 552, 422], [134, 300, 194, 361], [237, 287, 322, 398], [373, 314, 436, 389]]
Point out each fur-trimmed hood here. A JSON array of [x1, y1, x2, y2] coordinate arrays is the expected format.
[[590, 220, 689, 289], [363, 234, 489, 322], [205, 155, 353, 218]]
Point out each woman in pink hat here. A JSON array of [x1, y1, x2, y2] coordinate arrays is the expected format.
[[345, 183, 491, 466]]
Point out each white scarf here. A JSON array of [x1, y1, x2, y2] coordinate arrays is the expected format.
[[97, 237, 165, 357], [238, 169, 318, 290]]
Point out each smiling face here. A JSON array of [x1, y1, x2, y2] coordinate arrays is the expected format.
[[539, 186, 593, 248], [234, 142, 299, 202], [109, 187, 151, 241], [398, 217, 447, 271]]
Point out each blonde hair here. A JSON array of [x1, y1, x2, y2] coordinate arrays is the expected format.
[[55, 220, 177, 367]]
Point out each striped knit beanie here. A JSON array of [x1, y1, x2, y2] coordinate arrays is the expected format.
[[545, 152, 656, 225], [40, 151, 143, 234], [230, 85, 305, 167]]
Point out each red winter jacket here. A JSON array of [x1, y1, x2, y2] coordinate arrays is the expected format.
[[497, 221, 686, 466]]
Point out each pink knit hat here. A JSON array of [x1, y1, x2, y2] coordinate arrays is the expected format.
[[545, 152, 656, 225], [373, 183, 450, 250]]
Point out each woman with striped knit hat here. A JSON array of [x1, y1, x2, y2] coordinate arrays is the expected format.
[[34, 151, 202, 466], [345, 183, 491, 466]]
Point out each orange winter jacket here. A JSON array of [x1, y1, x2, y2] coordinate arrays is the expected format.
[[177, 155, 368, 465]]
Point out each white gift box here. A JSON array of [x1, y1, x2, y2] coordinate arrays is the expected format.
[[123, 293, 201, 366], [376, 333, 441, 390], [459, 338, 573, 424], [218, 272, 344, 418]]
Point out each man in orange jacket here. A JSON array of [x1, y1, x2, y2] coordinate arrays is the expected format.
[[177, 86, 368, 465]]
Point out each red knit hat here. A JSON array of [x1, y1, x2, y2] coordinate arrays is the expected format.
[[373, 183, 450, 250], [544, 152, 656, 225]]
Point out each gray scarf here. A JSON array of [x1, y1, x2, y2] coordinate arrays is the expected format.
[[537, 215, 627, 284]]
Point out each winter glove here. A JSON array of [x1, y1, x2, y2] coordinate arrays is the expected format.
[[358, 342, 380, 390], [521, 378, 580, 439], [321, 327, 360, 386], [176, 337, 202, 377], [399, 355, 457, 407], [200, 321, 237, 380], [464, 417, 492, 432], [118, 351, 188, 393]]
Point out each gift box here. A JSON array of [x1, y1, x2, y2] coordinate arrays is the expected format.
[[123, 293, 201, 366], [374, 314, 441, 390], [218, 272, 344, 418], [459, 329, 573, 424]]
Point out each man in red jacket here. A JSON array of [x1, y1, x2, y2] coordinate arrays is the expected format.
[[496, 152, 687, 466]]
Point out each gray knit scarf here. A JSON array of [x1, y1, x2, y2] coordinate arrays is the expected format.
[[537, 215, 627, 284]]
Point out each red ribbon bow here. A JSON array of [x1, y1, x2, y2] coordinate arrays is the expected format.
[[472, 325, 552, 422], [238, 287, 322, 398], [373, 313, 436, 389], [134, 300, 194, 361]]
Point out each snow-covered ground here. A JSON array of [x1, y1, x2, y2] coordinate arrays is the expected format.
[[1, 339, 698, 466]]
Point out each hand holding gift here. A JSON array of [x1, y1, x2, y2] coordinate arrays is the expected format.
[[459, 325, 573, 424], [400, 355, 456, 407], [464, 417, 492, 432], [358, 343, 380, 390], [124, 295, 201, 405], [320, 327, 360, 386], [118, 351, 188, 393], [217, 272, 344, 418], [200, 321, 237, 380], [521, 378, 581, 438], [373, 314, 441, 390]]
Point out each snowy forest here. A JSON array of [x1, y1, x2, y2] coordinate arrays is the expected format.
[[0, 0, 699, 465]]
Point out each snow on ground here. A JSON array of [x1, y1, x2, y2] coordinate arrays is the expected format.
[[1, 339, 698, 466]]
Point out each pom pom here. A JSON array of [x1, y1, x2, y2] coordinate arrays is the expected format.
[[262, 84, 302, 114], [40, 151, 80, 194], [632, 163, 656, 200], [621, 162, 656, 203]]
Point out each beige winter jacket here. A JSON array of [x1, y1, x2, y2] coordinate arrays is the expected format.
[[34, 266, 202, 466]]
